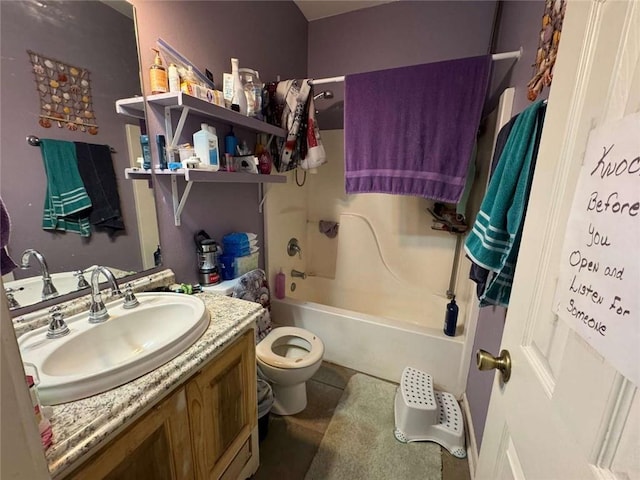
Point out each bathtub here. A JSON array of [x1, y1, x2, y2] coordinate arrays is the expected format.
[[270, 296, 467, 396]]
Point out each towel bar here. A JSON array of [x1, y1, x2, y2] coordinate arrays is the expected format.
[[27, 135, 116, 153]]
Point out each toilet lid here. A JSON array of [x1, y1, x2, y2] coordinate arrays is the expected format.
[[256, 326, 324, 369]]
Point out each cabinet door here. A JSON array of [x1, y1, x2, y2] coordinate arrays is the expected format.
[[186, 330, 257, 480], [68, 388, 194, 480]]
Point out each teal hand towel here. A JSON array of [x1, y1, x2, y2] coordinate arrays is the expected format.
[[464, 101, 546, 306], [40, 139, 92, 237]]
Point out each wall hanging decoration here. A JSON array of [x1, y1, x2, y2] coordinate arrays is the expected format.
[[527, 0, 566, 101], [27, 50, 99, 135]]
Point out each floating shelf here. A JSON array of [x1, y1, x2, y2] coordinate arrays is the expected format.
[[124, 167, 286, 225]]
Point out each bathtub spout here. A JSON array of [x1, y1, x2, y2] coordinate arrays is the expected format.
[[291, 269, 307, 280]]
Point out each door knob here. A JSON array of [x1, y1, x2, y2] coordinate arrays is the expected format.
[[476, 349, 511, 383]]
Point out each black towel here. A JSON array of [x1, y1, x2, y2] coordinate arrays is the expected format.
[[74, 142, 125, 234]]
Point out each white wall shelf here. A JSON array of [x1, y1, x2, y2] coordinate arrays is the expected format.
[[117, 92, 288, 226], [124, 167, 286, 225], [115, 96, 146, 119]]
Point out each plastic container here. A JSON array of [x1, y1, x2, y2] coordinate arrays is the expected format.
[[443, 296, 459, 336], [149, 48, 168, 94], [239, 68, 263, 118], [274, 269, 285, 299], [193, 123, 219, 170], [231, 58, 248, 115]]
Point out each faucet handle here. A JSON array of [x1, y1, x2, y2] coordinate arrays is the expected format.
[[122, 284, 140, 309], [74, 270, 90, 289], [47, 306, 70, 339]]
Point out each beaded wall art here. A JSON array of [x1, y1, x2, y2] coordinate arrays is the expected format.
[[28, 50, 99, 135]]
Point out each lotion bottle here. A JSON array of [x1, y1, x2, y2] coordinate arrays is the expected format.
[[231, 58, 247, 115], [149, 48, 168, 94], [168, 63, 180, 92]]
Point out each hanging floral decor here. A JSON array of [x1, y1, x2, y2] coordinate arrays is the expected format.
[[27, 50, 98, 135], [527, 0, 567, 101]]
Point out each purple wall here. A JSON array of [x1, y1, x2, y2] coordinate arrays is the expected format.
[[465, 0, 547, 450], [0, 1, 143, 276], [132, 1, 308, 283], [308, 1, 499, 129]]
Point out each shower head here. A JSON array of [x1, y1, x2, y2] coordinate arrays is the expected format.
[[313, 90, 334, 101]]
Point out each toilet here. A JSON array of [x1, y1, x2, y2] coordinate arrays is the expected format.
[[256, 326, 324, 415], [203, 270, 324, 416]]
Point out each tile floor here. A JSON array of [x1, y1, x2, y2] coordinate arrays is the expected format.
[[254, 362, 471, 480]]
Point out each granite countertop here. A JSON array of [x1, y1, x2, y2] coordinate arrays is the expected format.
[[42, 292, 264, 479]]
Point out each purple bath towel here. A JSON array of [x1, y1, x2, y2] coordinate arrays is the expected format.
[[344, 55, 491, 202]]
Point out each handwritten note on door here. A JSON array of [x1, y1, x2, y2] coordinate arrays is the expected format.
[[554, 112, 639, 387]]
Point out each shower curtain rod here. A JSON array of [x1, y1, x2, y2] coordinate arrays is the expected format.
[[309, 48, 523, 86]]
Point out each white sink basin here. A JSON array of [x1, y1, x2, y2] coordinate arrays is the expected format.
[[18, 292, 210, 405]]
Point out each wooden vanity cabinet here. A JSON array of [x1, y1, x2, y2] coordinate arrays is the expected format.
[[186, 329, 257, 480], [65, 329, 258, 480], [68, 388, 194, 480]]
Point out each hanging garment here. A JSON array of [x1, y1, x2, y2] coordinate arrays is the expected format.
[[275, 79, 326, 172], [464, 101, 547, 307], [344, 55, 492, 202], [39, 139, 92, 237], [74, 142, 125, 235], [0, 197, 18, 275]]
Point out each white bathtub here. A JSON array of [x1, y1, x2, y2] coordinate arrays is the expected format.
[[271, 297, 466, 396]]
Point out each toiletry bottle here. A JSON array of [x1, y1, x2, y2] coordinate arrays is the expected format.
[[180, 65, 197, 94], [231, 58, 247, 115], [225, 127, 238, 156], [149, 48, 168, 94], [156, 134, 168, 169], [140, 135, 151, 169], [443, 296, 459, 336], [193, 123, 219, 170], [275, 269, 285, 299], [207, 126, 220, 171], [168, 63, 180, 93]]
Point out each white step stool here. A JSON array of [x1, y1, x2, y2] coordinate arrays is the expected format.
[[394, 366, 466, 458]]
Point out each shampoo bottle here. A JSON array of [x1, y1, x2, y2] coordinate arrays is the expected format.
[[443, 296, 459, 337], [149, 48, 168, 94], [275, 269, 285, 299], [231, 58, 247, 115]]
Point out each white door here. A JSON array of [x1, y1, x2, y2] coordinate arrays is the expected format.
[[476, 1, 640, 479]]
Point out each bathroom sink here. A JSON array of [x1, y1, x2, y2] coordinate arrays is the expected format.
[[18, 292, 210, 405]]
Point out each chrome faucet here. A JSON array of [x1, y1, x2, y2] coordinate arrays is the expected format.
[[291, 269, 307, 280], [20, 249, 58, 300], [88, 266, 123, 323], [4, 288, 21, 309]]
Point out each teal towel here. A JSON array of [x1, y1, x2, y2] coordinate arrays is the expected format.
[[464, 101, 546, 307], [40, 139, 92, 237]]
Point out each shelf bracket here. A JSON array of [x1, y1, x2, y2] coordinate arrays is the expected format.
[[258, 183, 267, 213], [171, 174, 194, 226], [164, 105, 191, 152]]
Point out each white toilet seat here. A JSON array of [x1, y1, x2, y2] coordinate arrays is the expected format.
[[256, 327, 324, 369]]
